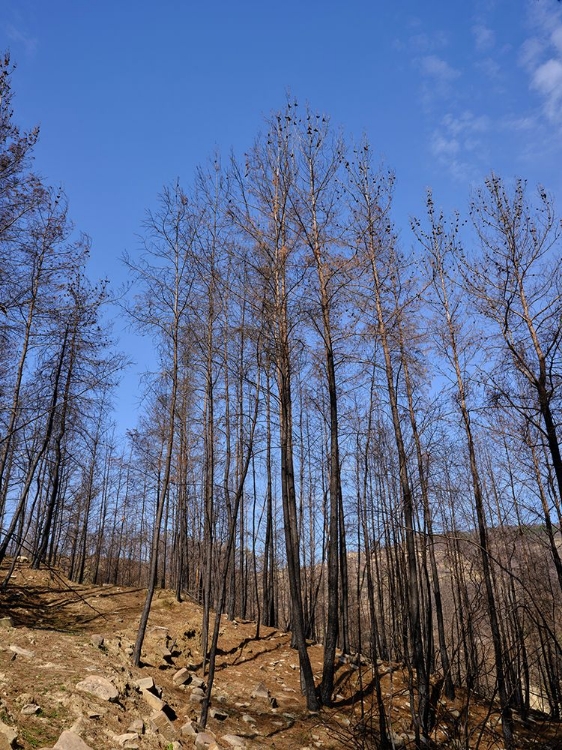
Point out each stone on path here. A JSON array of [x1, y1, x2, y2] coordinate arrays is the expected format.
[[141, 687, 165, 711], [222, 735, 247, 748], [127, 719, 144, 734], [189, 685, 207, 705], [194, 731, 218, 749], [172, 666, 191, 685], [181, 719, 198, 737], [53, 730, 94, 750], [251, 682, 269, 699], [0, 719, 17, 749], [76, 674, 118, 702], [90, 634, 104, 648], [149, 710, 177, 742], [251, 681, 278, 709], [136, 676, 154, 690], [114, 732, 138, 747], [20, 703, 40, 715], [9, 644, 34, 658]]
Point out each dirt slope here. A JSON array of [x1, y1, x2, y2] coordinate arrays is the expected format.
[[0, 560, 561, 749]]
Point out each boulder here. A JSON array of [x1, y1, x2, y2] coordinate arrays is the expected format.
[[136, 676, 154, 690], [127, 719, 144, 734], [195, 732, 217, 749], [172, 667, 191, 685], [76, 675, 118, 702], [53, 731, 94, 750], [181, 719, 198, 737], [148, 710, 177, 742], [222, 735, 246, 748], [0, 719, 17, 749], [141, 688, 165, 711], [114, 733, 138, 747], [20, 703, 40, 715]]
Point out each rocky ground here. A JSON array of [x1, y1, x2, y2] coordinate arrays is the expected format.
[[0, 559, 561, 749]]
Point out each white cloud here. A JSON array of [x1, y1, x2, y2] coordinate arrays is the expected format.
[[521, 1, 562, 126], [531, 58, 562, 119], [6, 24, 37, 57], [431, 133, 460, 158], [429, 111, 491, 181], [552, 26, 562, 54], [501, 114, 538, 132], [419, 55, 461, 83], [472, 24, 495, 52], [443, 111, 490, 136], [533, 58, 562, 96]]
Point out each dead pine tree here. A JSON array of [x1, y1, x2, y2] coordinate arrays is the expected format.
[[415, 192, 515, 749], [124, 183, 198, 667], [228, 109, 320, 710]]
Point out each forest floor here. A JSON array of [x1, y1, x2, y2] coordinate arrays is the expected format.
[[0, 559, 561, 750]]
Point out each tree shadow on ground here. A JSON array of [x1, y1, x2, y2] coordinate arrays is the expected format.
[[0, 561, 144, 631]]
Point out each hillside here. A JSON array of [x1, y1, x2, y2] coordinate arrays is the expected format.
[[0, 559, 561, 750]]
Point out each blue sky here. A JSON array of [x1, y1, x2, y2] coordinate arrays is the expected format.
[[1, 0, 562, 434]]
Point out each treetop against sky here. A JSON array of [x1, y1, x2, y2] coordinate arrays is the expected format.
[[1, 0, 561, 434]]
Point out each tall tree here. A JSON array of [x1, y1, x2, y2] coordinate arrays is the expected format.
[[229, 111, 320, 709], [125, 183, 198, 666], [347, 151, 429, 744], [415, 192, 515, 748], [468, 176, 562, 510], [289, 107, 350, 704]]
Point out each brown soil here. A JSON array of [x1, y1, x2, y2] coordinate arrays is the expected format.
[[0, 559, 561, 749]]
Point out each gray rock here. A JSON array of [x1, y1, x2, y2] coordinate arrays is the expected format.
[[195, 732, 217, 749], [76, 675, 119, 702], [53, 731, 94, 750], [136, 676, 154, 690], [190, 675, 205, 689], [20, 703, 40, 715], [172, 667, 191, 685], [148, 710, 177, 741], [9, 644, 34, 658], [222, 735, 246, 748], [181, 720, 198, 737], [114, 733, 138, 747], [242, 714, 255, 724], [0, 719, 17, 749], [127, 719, 144, 734], [141, 688, 165, 711], [90, 635, 104, 648], [251, 682, 270, 700]]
